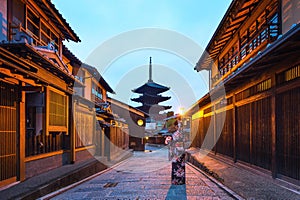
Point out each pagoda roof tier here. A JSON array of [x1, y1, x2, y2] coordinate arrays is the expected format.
[[132, 81, 170, 94], [136, 103, 172, 113], [131, 93, 171, 104]]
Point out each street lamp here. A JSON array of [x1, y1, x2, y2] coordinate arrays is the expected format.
[[137, 119, 144, 126]]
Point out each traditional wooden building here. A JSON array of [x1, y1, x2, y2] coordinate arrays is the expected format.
[[72, 63, 130, 163], [0, 0, 81, 187], [188, 0, 300, 184], [67, 59, 118, 164], [0, 0, 126, 188], [108, 97, 149, 151]]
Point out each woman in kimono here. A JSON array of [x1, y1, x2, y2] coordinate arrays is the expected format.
[[165, 120, 185, 185]]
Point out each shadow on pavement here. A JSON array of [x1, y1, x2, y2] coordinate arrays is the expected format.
[[165, 184, 187, 200]]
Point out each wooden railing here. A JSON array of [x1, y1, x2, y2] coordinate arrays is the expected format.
[[212, 23, 279, 86], [25, 130, 63, 157]]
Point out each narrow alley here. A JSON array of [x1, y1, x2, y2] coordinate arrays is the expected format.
[[42, 145, 238, 200]]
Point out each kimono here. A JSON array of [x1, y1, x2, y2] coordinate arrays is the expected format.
[[169, 129, 185, 185]]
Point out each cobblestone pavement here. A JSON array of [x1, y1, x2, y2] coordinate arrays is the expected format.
[[47, 146, 236, 200], [188, 148, 300, 200]]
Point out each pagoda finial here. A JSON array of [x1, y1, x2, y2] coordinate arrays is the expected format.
[[149, 57, 153, 82]]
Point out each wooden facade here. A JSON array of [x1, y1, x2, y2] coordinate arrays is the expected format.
[[189, 0, 300, 184], [108, 97, 148, 151], [0, 0, 80, 187], [0, 0, 129, 188]]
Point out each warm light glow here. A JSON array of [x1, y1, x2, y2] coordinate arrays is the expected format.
[[145, 136, 149, 140], [178, 107, 185, 115], [137, 119, 144, 126]]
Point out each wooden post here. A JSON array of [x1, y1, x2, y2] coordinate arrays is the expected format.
[[233, 95, 237, 163], [213, 104, 217, 155], [70, 101, 76, 164], [271, 74, 277, 178], [17, 82, 25, 181], [249, 102, 253, 164]]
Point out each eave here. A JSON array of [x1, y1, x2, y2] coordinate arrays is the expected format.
[[107, 97, 149, 118], [81, 63, 115, 94], [0, 42, 75, 84], [33, 0, 81, 42], [131, 93, 171, 103], [132, 81, 170, 94], [188, 23, 300, 115], [195, 0, 261, 71]]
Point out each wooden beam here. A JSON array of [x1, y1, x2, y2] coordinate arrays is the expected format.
[[214, 41, 228, 50], [22, 86, 44, 92], [240, 2, 256, 12], [17, 82, 26, 182], [0, 68, 37, 85], [271, 73, 277, 178], [233, 95, 237, 162], [70, 101, 76, 163], [232, 12, 249, 22], [249, 101, 253, 164], [0, 47, 38, 72], [213, 104, 217, 154]]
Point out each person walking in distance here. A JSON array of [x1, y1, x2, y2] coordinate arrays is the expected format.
[[165, 120, 186, 185]]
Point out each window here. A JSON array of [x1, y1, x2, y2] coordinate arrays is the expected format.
[[41, 22, 59, 50], [48, 88, 68, 132], [26, 8, 39, 40], [92, 82, 103, 102], [75, 109, 94, 147], [26, 88, 65, 156], [26, 7, 60, 51]]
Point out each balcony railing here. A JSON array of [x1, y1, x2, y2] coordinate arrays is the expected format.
[[212, 21, 279, 86]]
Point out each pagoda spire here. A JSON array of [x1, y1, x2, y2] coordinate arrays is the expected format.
[[148, 57, 153, 82]]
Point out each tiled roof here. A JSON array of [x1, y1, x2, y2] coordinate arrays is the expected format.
[[35, 0, 81, 42]]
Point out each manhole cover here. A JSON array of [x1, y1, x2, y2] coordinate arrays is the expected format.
[[103, 182, 118, 188]]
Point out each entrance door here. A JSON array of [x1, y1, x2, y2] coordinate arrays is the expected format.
[[0, 81, 18, 187]]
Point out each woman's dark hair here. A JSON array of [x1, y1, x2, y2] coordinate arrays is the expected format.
[[168, 120, 179, 133], [173, 120, 178, 126]]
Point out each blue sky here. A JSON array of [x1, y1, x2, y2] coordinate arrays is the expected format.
[[52, 0, 232, 114]]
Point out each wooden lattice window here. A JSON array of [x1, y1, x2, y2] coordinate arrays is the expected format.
[[26, 8, 39, 40], [285, 64, 300, 82], [47, 87, 68, 132], [25, 6, 60, 51], [235, 79, 271, 102]]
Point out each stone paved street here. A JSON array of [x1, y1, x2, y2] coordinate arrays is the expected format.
[[47, 146, 236, 200]]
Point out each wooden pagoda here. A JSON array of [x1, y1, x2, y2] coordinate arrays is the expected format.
[[131, 57, 171, 115]]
